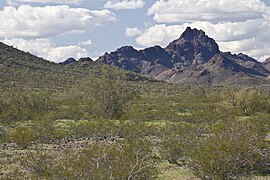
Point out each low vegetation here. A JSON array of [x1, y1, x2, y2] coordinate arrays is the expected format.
[[1, 70, 270, 179]]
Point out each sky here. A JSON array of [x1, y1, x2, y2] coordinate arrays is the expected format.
[[0, 0, 270, 63]]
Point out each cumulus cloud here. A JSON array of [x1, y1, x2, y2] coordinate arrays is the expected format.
[[7, 0, 85, 5], [134, 0, 270, 61], [2, 38, 88, 63], [0, 5, 116, 39], [125, 27, 143, 37], [104, 0, 145, 10], [136, 24, 184, 47], [148, 0, 269, 23]]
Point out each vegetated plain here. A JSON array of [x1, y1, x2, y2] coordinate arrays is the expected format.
[[1, 75, 270, 179], [0, 42, 270, 179]]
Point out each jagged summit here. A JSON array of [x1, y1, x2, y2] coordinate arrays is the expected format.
[[165, 27, 220, 65]]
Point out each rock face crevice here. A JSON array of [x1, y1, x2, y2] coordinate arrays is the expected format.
[[96, 27, 269, 85]]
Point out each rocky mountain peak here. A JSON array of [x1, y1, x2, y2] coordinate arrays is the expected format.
[[59, 58, 76, 65], [96, 27, 269, 85], [264, 57, 270, 63], [180, 27, 206, 41], [165, 27, 220, 65], [113, 46, 140, 58]]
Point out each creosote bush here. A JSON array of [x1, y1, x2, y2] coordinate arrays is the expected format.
[[9, 125, 38, 147], [16, 139, 158, 179], [161, 124, 204, 165], [0, 89, 55, 122], [188, 119, 270, 179], [224, 89, 270, 116], [72, 69, 139, 119]]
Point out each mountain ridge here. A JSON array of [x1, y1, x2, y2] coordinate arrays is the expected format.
[[1, 27, 270, 88], [96, 27, 270, 86]]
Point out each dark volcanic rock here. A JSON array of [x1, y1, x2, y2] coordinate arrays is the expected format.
[[223, 52, 269, 76], [165, 27, 220, 66], [97, 45, 171, 76], [263, 57, 270, 72], [140, 45, 173, 68], [59, 58, 76, 65]]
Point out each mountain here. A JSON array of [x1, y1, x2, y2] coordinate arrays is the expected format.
[[59, 58, 77, 65], [97, 45, 172, 77], [1, 27, 269, 88], [97, 27, 270, 86], [263, 57, 270, 71], [0, 42, 150, 90]]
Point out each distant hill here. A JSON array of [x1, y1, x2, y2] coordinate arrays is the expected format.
[[0, 42, 150, 90], [97, 27, 270, 86]]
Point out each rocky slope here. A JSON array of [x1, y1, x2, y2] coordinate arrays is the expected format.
[[263, 58, 270, 71], [97, 27, 270, 86], [0, 42, 149, 89]]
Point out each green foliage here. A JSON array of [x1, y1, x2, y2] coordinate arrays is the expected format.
[[161, 123, 205, 165], [188, 119, 270, 179], [8, 125, 37, 147], [0, 125, 7, 142], [1, 75, 270, 179], [0, 89, 55, 122], [224, 89, 270, 116], [74, 69, 139, 119], [16, 139, 158, 179]]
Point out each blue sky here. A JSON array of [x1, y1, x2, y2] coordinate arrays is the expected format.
[[0, 0, 270, 62]]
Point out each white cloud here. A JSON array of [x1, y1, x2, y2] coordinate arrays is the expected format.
[[136, 24, 184, 47], [148, 0, 270, 23], [6, 0, 85, 5], [2, 38, 88, 63], [0, 5, 116, 39], [137, 0, 270, 61], [78, 39, 92, 46], [104, 0, 145, 10], [125, 27, 143, 37]]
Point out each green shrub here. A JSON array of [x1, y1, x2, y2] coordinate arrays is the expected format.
[[9, 125, 37, 147], [0, 89, 55, 122], [16, 139, 158, 179], [0, 125, 7, 142], [161, 124, 204, 165], [223, 89, 269, 116], [74, 69, 139, 119], [188, 119, 270, 179]]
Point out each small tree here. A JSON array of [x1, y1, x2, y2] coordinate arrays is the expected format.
[[224, 89, 269, 116], [75, 69, 139, 119]]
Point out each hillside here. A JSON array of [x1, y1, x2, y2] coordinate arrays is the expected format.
[[97, 27, 270, 86], [0, 43, 150, 90]]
